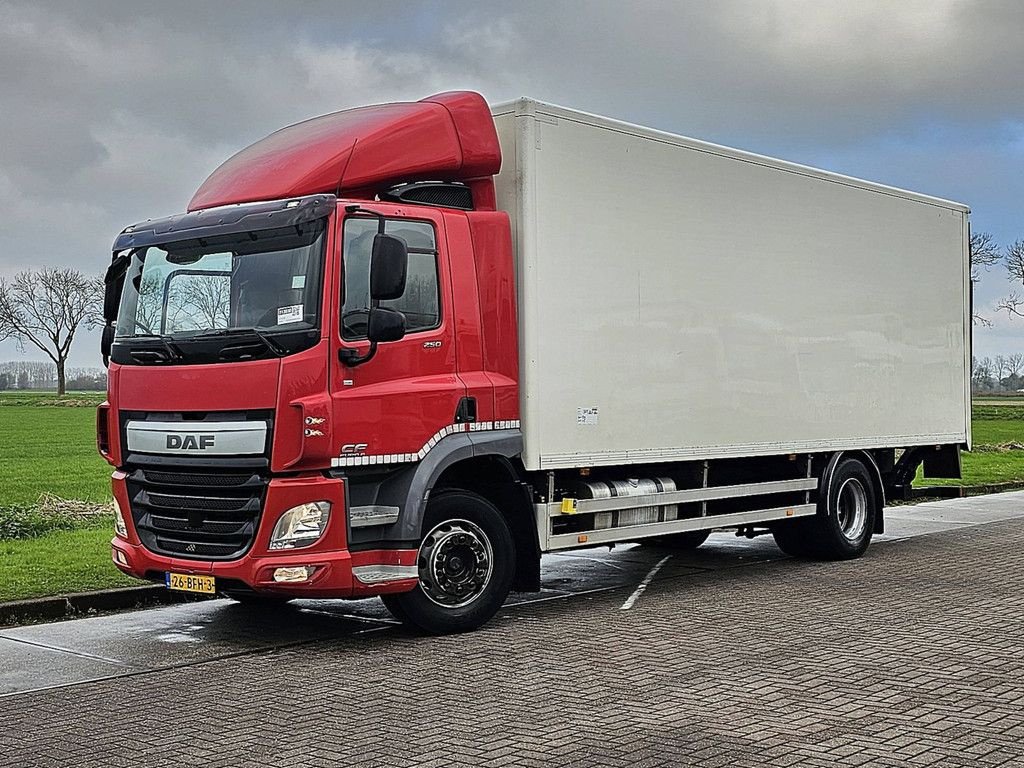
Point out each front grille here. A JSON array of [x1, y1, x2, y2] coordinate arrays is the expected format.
[[126, 467, 267, 561], [143, 469, 255, 487]]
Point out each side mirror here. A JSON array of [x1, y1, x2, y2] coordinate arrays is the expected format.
[[369, 234, 407, 301], [367, 307, 406, 343], [100, 324, 116, 367], [103, 251, 131, 322]]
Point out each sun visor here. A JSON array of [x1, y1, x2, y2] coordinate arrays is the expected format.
[[113, 194, 335, 251]]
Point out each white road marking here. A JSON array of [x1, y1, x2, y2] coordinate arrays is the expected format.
[[620, 555, 672, 611]]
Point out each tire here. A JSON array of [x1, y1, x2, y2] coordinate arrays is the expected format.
[[771, 521, 817, 558], [381, 490, 516, 634], [643, 530, 711, 549], [772, 456, 877, 560], [221, 591, 293, 607]]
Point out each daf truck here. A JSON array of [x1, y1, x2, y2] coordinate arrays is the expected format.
[[100, 91, 971, 633]]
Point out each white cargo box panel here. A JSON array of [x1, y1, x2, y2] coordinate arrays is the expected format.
[[492, 99, 971, 472]]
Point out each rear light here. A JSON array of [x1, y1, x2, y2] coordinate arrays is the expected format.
[[96, 404, 110, 456]]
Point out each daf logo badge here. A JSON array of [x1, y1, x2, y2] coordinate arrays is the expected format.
[[166, 434, 215, 450]]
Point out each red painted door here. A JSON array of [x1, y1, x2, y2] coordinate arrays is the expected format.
[[329, 204, 465, 468]]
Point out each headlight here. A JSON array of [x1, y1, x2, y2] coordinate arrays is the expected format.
[[114, 498, 128, 538], [269, 501, 331, 550]]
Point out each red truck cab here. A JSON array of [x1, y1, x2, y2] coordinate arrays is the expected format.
[[101, 92, 532, 632]]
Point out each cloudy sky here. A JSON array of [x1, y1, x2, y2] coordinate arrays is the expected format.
[[2, 0, 1023, 368]]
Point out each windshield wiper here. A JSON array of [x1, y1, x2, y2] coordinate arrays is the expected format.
[[128, 334, 184, 363], [192, 327, 287, 358]]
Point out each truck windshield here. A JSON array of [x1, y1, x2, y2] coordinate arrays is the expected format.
[[114, 222, 326, 358]]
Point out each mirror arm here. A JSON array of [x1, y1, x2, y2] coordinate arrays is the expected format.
[[339, 342, 378, 367], [339, 288, 381, 367], [344, 204, 386, 235]]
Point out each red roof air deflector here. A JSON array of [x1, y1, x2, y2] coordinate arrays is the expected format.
[[188, 91, 501, 212]]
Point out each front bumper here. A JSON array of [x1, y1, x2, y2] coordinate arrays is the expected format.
[[110, 471, 418, 599]]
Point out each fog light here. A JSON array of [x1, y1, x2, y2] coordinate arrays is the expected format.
[[113, 549, 128, 566], [269, 501, 331, 550], [113, 498, 127, 538], [273, 566, 317, 583]]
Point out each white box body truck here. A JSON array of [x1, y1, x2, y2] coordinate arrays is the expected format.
[[103, 90, 971, 632], [493, 99, 970, 474]]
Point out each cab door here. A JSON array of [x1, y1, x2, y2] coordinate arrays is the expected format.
[[329, 205, 464, 467]]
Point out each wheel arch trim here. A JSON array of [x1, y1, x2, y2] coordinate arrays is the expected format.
[[379, 429, 525, 541], [822, 450, 886, 533]]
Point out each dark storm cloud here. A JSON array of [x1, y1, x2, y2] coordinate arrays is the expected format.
[[1, 0, 1022, 363]]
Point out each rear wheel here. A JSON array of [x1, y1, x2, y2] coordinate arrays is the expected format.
[[771, 522, 816, 558], [382, 490, 515, 634], [772, 456, 877, 560]]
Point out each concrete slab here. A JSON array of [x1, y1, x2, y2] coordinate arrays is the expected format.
[[875, 517, 975, 541], [0, 597, 389, 675], [0, 636, 127, 695], [881, 490, 1024, 539]]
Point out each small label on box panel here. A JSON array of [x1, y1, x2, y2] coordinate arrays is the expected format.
[[577, 407, 599, 425]]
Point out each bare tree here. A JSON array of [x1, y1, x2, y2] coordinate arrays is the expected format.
[[0, 359, 54, 388], [994, 355, 1009, 390], [153, 274, 230, 333], [1006, 353, 1024, 378], [970, 231, 1001, 326], [179, 275, 230, 330], [996, 240, 1024, 321], [972, 356, 995, 392], [0, 268, 102, 394], [134, 273, 164, 334], [971, 232, 1001, 279]]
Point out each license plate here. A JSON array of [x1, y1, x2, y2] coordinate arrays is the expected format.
[[165, 572, 216, 594]]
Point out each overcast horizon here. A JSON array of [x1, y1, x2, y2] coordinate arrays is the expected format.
[[1, 0, 1023, 369]]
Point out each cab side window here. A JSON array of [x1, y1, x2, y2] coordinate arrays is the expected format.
[[341, 219, 440, 340]]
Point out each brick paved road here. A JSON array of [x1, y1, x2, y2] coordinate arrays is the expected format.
[[1, 515, 1022, 767]]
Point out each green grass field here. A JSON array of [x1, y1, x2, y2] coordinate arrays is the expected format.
[[0, 397, 112, 506], [0, 391, 124, 601], [0, 524, 136, 602]]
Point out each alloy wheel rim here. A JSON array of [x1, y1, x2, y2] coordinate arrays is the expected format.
[[417, 519, 494, 608]]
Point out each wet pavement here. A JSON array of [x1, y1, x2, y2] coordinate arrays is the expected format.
[[2, 491, 1022, 699]]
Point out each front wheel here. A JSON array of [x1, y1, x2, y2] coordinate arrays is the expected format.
[[382, 490, 516, 634]]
